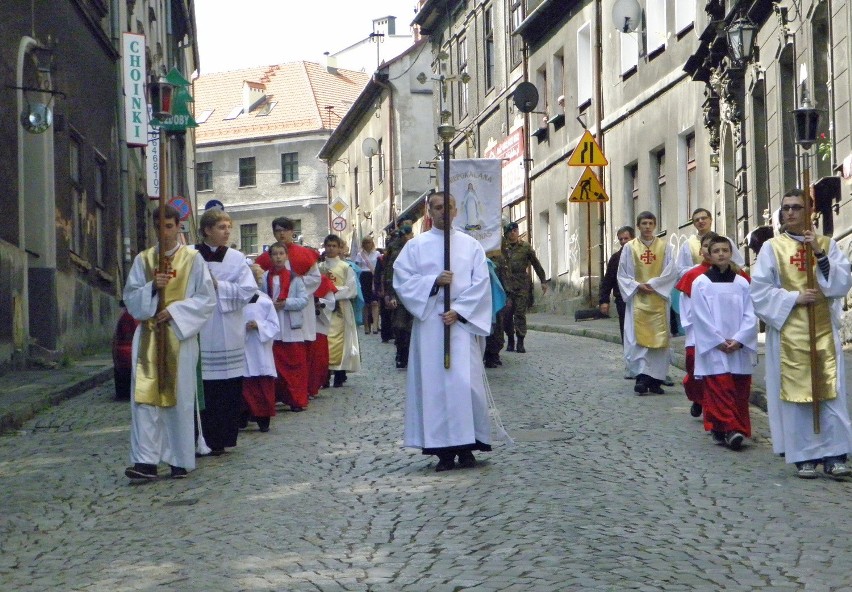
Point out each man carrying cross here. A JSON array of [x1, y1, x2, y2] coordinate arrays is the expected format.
[[750, 188, 852, 479], [617, 211, 678, 395]]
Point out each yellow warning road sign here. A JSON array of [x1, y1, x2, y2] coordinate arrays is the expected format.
[[568, 130, 608, 167], [569, 167, 609, 203]]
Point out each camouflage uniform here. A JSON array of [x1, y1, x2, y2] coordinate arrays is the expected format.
[[383, 232, 414, 368], [502, 238, 547, 349]]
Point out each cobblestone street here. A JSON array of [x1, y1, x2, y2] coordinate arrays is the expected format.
[[2, 330, 852, 591]]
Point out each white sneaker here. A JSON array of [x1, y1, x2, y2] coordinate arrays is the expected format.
[[797, 462, 819, 479], [825, 462, 852, 479]]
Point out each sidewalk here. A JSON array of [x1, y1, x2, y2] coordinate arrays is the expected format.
[[0, 353, 113, 434]]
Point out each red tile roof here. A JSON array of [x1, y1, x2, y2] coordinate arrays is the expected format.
[[194, 61, 371, 144]]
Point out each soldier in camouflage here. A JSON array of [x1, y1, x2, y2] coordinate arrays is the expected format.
[[501, 221, 548, 353]]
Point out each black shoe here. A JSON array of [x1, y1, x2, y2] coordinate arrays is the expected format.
[[289, 405, 305, 413], [125, 463, 158, 480], [170, 466, 188, 479], [515, 335, 526, 353], [484, 358, 498, 368], [506, 335, 515, 352], [333, 371, 346, 387], [634, 377, 648, 395], [690, 402, 702, 417], [457, 451, 476, 469], [711, 431, 726, 445], [210, 448, 226, 456], [648, 385, 665, 395], [257, 417, 270, 432], [725, 432, 744, 451], [435, 458, 455, 472]]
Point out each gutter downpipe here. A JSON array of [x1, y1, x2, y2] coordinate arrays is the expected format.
[[373, 75, 396, 229], [111, 0, 132, 275], [522, 42, 533, 243], [595, 0, 606, 301]]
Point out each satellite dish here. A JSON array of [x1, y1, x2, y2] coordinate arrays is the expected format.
[[21, 102, 52, 134], [362, 137, 379, 158], [612, 0, 641, 33], [512, 82, 539, 114]]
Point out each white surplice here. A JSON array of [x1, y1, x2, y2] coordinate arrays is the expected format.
[[691, 274, 757, 377], [263, 267, 308, 342], [243, 292, 279, 378], [751, 235, 852, 463], [393, 228, 493, 450], [300, 264, 322, 341], [199, 247, 257, 380], [617, 240, 678, 381], [124, 246, 216, 471]]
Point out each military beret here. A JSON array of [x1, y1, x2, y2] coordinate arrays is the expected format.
[[504, 222, 519, 235]]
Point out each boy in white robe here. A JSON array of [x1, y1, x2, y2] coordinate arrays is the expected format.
[[393, 192, 493, 472], [691, 236, 757, 450], [321, 234, 362, 387], [750, 188, 852, 479], [617, 211, 678, 395], [124, 205, 216, 480], [242, 290, 280, 432]]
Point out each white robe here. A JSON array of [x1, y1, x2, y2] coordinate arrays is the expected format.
[[316, 293, 336, 336], [124, 246, 216, 471], [750, 236, 852, 463], [691, 274, 757, 377], [300, 264, 322, 341], [324, 256, 362, 372], [617, 240, 678, 381], [263, 268, 309, 343], [676, 235, 744, 278], [199, 247, 257, 380], [393, 228, 493, 450], [243, 292, 279, 378]]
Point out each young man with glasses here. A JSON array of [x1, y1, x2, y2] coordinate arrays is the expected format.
[[677, 208, 744, 278], [750, 189, 852, 479]]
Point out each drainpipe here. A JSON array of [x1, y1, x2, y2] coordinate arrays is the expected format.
[[373, 75, 396, 228], [522, 43, 533, 242], [111, 0, 132, 277], [594, 0, 606, 291]]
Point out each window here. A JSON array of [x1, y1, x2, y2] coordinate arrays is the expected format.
[[484, 6, 495, 90], [626, 163, 639, 225], [281, 152, 299, 183], [539, 210, 551, 278], [510, 0, 525, 68], [196, 109, 214, 124], [240, 223, 258, 254], [70, 136, 83, 254], [368, 155, 374, 193], [197, 161, 213, 191], [685, 134, 696, 220], [239, 156, 256, 187], [751, 81, 770, 222], [620, 31, 639, 75], [378, 139, 384, 183], [457, 36, 469, 116], [577, 23, 592, 109], [655, 149, 666, 227], [535, 66, 548, 116], [675, 2, 695, 34], [646, 0, 666, 56], [94, 159, 107, 267], [552, 52, 564, 111]]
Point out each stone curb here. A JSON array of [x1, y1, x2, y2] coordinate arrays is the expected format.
[[527, 322, 768, 413], [0, 366, 114, 435]]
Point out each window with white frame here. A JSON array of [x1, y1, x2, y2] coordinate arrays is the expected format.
[[685, 133, 696, 222], [620, 32, 639, 74], [552, 51, 564, 112], [535, 65, 548, 116], [558, 201, 569, 274], [577, 22, 592, 109], [240, 223, 258, 254], [675, 2, 695, 34], [654, 149, 666, 227], [94, 158, 107, 267], [626, 163, 639, 225], [458, 35, 469, 116], [510, 0, 525, 68], [484, 6, 495, 90], [539, 210, 551, 277], [646, 0, 666, 56]]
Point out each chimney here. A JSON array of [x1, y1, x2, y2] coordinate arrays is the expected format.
[[324, 52, 338, 74], [242, 80, 266, 113]]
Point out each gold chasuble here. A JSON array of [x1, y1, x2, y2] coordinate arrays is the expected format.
[[629, 238, 669, 349], [325, 258, 350, 367], [134, 246, 195, 407], [687, 235, 702, 264], [772, 234, 836, 403]]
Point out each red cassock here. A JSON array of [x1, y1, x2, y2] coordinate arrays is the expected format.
[[242, 376, 276, 418], [676, 263, 711, 406], [273, 341, 309, 410], [702, 374, 752, 437], [308, 275, 338, 396]]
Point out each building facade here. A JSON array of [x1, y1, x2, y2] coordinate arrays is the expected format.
[[0, 0, 198, 371], [193, 62, 369, 252], [318, 40, 436, 250]]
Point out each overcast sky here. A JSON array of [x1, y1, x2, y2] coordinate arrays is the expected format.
[[195, 0, 419, 73]]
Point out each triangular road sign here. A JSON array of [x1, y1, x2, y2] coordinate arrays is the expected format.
[[569, 167, 609, 203], [568, 130, 608, 167]]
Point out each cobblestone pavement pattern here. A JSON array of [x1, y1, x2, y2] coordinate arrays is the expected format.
[[2, 331, 852, 591]]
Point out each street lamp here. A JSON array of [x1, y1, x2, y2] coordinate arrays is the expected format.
[[793, 90, 821, 150], [326, 172, 337, 189], [726, 16, 758, 65], [147, 76, 174, 121]]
